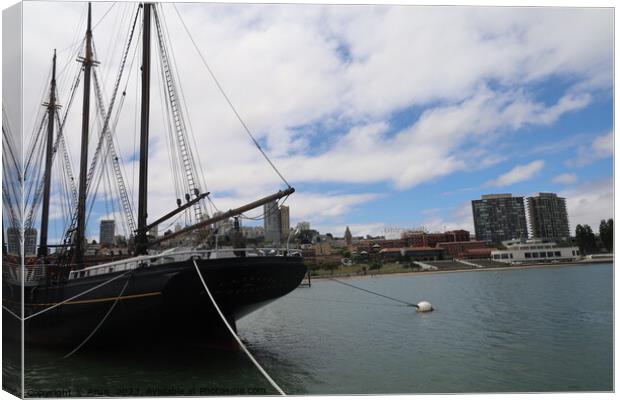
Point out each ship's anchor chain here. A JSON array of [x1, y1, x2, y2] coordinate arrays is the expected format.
[[192, 259, 287, 396]]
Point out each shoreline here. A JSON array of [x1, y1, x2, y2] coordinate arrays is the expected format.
[[309, 258, 613, 281]]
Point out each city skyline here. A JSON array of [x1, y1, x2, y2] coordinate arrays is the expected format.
[[10, 2, 612, 243]]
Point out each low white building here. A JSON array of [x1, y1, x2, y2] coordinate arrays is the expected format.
[[491, 238, 580, 263]]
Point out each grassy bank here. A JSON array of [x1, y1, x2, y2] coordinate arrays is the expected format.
[[307, 262, 415, 278], [306, 258, 613, 280]]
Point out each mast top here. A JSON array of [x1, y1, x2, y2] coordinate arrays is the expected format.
[[87, 2, 92, 34]]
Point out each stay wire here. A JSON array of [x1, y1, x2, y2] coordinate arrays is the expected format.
[[172, 4, 291, 189]]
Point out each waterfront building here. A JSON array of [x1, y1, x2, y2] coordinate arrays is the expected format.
[[491, 238, 579, 263], [527, 193, 570, 240], [99, 220, 115, 246], [402, 230, 470, 247], [264, 200, 281, 243], [379, 246, 445, 262], [472, 194, 528, 244], [280, 205, 290, 241], [436, 240, 492, 259]]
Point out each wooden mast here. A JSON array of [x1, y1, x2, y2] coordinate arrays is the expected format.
[[75, 3, 94, 265], [38, 50, 58, 257], [136, 2, 152, 255]]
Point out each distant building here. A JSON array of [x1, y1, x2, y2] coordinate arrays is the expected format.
[[213, 211, 233, 232], [527, 193, 570, 240], [402, 230, 470, 247], [491, 238, 579, 263], [379, 246, 445, 262], [99, 220, 115, 246], [297, 221, 310, 231], [436, 240, 491, 259], [148, 225, 158, 238], [472, 194, 528, 244], [344, 226, 352, 247], [280, 205, 290, 241], [264, 200, 281, 243], [241, 226, 265, 239]]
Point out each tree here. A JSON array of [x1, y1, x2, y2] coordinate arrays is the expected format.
[[599, 219, 613, 252], [295, 229, 319, 244], [576, 224, 597, 255]]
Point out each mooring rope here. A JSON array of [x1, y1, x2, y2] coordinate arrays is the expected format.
[[24, 269, 133, 321], [62, 277, 131, 359], [327, 277, 419, 308], [192, 259, 286, 396]]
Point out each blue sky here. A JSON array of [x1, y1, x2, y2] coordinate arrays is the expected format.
[[14, 2, 614, 242]]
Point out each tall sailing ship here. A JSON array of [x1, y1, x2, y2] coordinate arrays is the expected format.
[[2, 2, 306, 348]]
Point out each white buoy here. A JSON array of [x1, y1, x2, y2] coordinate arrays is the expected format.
[[416, 301, 433, 312]]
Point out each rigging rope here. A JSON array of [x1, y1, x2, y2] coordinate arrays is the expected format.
[[172, 4, 291, 189], [192, 259, 286, 396], [327, 278, 419, 308], [2, 305, 21, 321], [24, 269, 133, 321], [62, 276, 131, 359]]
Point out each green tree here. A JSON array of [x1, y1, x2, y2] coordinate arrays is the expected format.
[[576, 224, 597, 255], [295, 229, 320, 244], [599, 219, 613, 252]]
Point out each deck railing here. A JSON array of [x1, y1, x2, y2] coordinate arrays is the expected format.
[[3, 247, 301, 284]]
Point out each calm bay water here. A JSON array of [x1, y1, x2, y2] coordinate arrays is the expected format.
[[13, 263, 613, 395]]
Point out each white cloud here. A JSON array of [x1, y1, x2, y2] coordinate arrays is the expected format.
[[312, 222, 388, 239], [567, 131, 613, 167], [14, 2, 612, 236], [560, 177, 613, 233], [418, 202, 474, 234], [486, 160, 545, 187], [551, 173, 578, 185]]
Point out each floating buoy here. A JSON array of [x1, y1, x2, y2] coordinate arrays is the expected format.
[[416, 301, 433, 312]]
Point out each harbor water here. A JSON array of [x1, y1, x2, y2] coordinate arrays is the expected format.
[[8, 263, 613, 395]]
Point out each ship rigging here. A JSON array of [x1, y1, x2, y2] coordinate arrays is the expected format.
[[2, 1, 306, 348]]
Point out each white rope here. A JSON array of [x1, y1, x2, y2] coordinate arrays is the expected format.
[[192, 259, 286, 396], [2, 305, 22, 321], [24, 269, 133, 321], [63, 277, 130, 359]]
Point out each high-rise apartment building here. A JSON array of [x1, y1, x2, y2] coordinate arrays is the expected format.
[[99, 220, 115, 246], [263, 200, 281, 243], [472, 194, 528, 244], [280, 205, 290, 241], [24, 228, 37, 256], [527, 192, 570, 240]]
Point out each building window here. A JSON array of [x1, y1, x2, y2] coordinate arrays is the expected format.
[[540, 252, 547, 258], [509, 253, 513, 259], [525, 253, 531, 258], [555, 251, 561, 257], [493, 254, 500, 260], [547, 252, 554, 257], [532, 252, 539, 258], [501, 254, 509, 259]]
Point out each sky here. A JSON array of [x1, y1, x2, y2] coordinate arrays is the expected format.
[[5, 0, 614, 243]]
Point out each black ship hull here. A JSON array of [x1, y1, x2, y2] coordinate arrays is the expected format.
[[3, 256, 306, 349]]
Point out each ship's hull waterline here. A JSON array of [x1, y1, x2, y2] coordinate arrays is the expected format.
[[3, 256, 307, 349]]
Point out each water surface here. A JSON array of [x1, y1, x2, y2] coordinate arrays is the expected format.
[[17, 263, 613, 395]]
